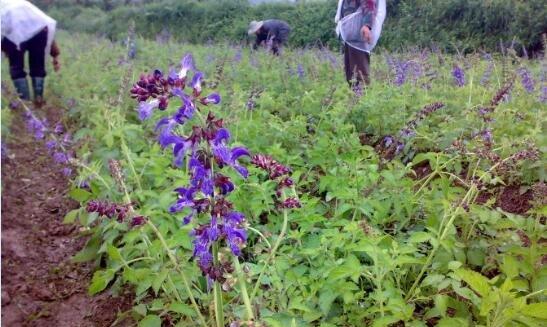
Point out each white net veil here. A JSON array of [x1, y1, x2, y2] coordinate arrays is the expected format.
[[336, 0, 386, 53], [1, 0, 56, 55]]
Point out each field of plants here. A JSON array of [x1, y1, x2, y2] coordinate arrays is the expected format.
[[1, 30, 546, 326]]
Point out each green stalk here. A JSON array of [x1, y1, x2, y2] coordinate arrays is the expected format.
[[234, 256, 255, 321], [250, 194, 290, 302], [212, 242, 224, 327], [147, 220, 208, 327]]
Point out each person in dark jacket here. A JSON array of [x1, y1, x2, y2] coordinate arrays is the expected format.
[[248, 19, 291, 55], [1, 0, 61, 105]]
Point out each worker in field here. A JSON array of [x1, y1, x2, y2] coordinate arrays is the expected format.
[[248, 19, 291, 55], [335, 0, 386, 86], [1, 0, 61, 106]]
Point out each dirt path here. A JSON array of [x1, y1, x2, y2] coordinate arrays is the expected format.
[[1, 103, 133, 326]]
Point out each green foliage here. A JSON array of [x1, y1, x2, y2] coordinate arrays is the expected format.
[[4, 29, 545, 326], [39, 0, 547, 53]]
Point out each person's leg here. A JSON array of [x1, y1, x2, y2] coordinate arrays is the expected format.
[[27, 28, 48, 102], [347, 45, 371, 86], [343, 43, 352, 84], [2, 37, 30, 99], [271, 40, 281, 55]]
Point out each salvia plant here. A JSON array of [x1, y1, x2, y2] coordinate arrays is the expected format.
[[452, 64, 465, 87], [130, 53, 299, 326]]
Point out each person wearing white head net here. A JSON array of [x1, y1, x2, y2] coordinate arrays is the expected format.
[[335, 0, 386, 86], [1, 0, 60, 104]]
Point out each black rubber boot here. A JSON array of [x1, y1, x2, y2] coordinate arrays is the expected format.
[[12, 78, 30, 100], [31, 77, 45, 107]]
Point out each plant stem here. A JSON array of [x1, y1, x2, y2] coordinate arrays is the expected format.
[[250, 197, 290, 302], [212, 243, 224, 327], [234, 256, 255, 321], [147, 220, 208, 327]]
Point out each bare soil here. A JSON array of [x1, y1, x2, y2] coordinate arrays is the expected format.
[[1, 104, 134, 326]]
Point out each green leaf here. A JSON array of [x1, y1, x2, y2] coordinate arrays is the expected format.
[[106, 245, 123, 262], [521, 303, 547, 319], [500, 255, 519, 279], [437, 317, 469, 327], [408, 232, 431, 243], [133, 303, 147, 316], [72, 235, 101, 263], [89, 269, 115, 295], [318, 290, 337, 315], [63, 208, 80, 224], [152, 269, 169, 295], [455, 268, 490, 297], [168, 302, 195, 316], [138, 315, 161, 327], [68, 188, 92, 202]]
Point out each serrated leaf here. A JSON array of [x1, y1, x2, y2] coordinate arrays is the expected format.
[[69, 188, 92, 202], [455, 268, 490, 297], [106, 245, 123, 262], [152, 269, 169, 295], [133, 303, 147, 316], [63, 209, 80, 224], [437, 317, 469, 327], [72, 235, 101, 263], [408, 232, 431, 243], [318, 290, 337, 315], [501, 255, 519, 279], [138, 315, 161, 327], [168, 302, 195, 316], [89, 269, 115, 295], [521, 303, 547, 319]]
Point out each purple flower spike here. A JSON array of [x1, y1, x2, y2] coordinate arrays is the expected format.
[[178, 53, 194, 79], [517, 67, 535, 93], [452, 65, 465, 87], [54, 123, 64, 134], [53, 152, 69, 164], [138, 99, 159, 121], [191, 72, 203, 96], [201, 93, 221, 105], [46, 140, 57, 151]]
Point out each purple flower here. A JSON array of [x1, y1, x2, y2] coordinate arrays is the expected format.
[[138, 99, 159, 121], [452, 65, 465, 87], [62, 167, 72, 176], [169, 187, 197, 213], [190, 72, 203, 96], [540, 86, 547, 104], [46, 140, 57, 151], [201, 93, 221, 105], [54, 123, 64, 134], [130, 216, 147, 227], [399, 128, 416, 138], [297, 64, 305, 79], [233, 49, 242, 63], [53, 152, 69, 164], [178, 53, 194, 79], [1, 142, 8, 159], [517, 67, 535, 93], [26, 114, 47, 140], [215, 174, 235, 195], [212, 144, 250, 178]]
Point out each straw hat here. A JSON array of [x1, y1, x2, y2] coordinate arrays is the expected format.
[[248, 21, 264, 35]]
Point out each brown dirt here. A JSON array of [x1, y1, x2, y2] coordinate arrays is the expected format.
[[495, 185, 534, 215], [1, 104, 134, 326]]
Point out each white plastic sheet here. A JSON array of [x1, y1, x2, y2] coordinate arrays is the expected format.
[[335, 0, 386, 53], [1, 0, 56, 56]]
